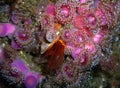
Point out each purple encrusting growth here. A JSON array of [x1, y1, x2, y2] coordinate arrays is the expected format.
[[24, 71, 39, 88], [0, 23, 16, 37], [11, 57, 29, 74]]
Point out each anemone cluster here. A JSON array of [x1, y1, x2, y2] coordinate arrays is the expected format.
[[0, 0, 120, 88]]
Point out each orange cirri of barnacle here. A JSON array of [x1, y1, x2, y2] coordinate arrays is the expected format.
[[41, 39, 66, 71]]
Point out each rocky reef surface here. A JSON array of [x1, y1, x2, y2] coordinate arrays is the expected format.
[[0, 0, 120, 88]]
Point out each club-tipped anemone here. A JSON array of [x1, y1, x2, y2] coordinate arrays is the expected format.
[[74, 51, 92, 71], [95, 7, 108, 26], [45, 3, 56, 16], [101, 2, 118, 25], [0, 23, 16, 37], [72, 48, 83, 60], [85, 42, 96, 54], [73, 15, 87, 29], [11, 57, 29, 74], [40, 13, 54, 30], [11, 11, 22, 24], [78, 53, 89, 66], [72, 30, 86, 47], [61, 29, 72, 42], [64, 45, 75, 55], [24, 71, 39, 88], [14, 27, 35, 47], [80, 0, 88, 3], [92, 29, 107, 44], [55, 1, 75, 24], [93, 33, 102, 43], [11, 40, 22, 50], [76, 4, 90, 15], [85, 12, 98, 29], [61, 61, 77, 82]]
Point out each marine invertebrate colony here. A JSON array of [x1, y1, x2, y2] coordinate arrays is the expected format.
[[55, 0, 75, 24], [0, 0, 120, 88], [0, 23, 16, 37]]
